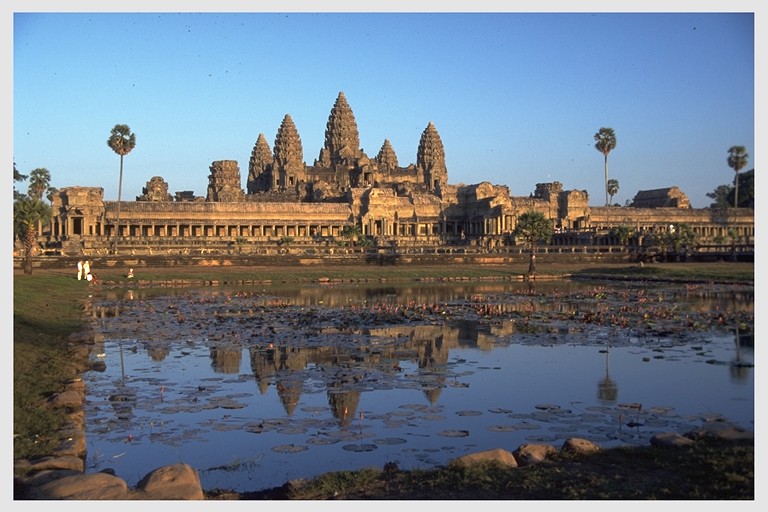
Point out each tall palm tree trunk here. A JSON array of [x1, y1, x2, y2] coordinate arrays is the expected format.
[[112, 154, 124, 254], [23, 227, 36, 275], [734, 171, 739, 208], [604, 155, 609, 207]]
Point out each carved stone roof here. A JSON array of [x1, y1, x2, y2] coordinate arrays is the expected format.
[[417, 122, 447, 186], [631, 186, 690, 208], [206, 160, 245, 202], [324, 91, 361, 165], [376, 139, 399, 173], [247, 133, 274, 194], [249, 133, 273, 178], [273, 114, 305, 178], [137, 176, 173, 202]]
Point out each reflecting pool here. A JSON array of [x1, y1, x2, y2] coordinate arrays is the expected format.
[[82, 279, 754, 492]]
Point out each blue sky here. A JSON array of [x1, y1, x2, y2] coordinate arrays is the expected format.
[[8, 3, 759, 208]]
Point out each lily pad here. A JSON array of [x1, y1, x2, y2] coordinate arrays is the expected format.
[[306, 436, 340, 445], [342, 443, 378, 452], [487, 425, 517, 432], [271, 444, 308, 453], [373, 437, 407, 445], [437, 429, 470, 437]]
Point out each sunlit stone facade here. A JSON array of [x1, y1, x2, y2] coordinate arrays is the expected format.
[[46, 92, 753, 257]]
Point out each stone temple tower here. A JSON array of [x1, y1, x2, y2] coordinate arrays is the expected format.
[[376, 139, 399, 175], [272, 114, 306, 191], [416, 121, 447, 192], [247, 133, 274, 194], [207, 160, 245, 202], [319, 91, 362, 168]]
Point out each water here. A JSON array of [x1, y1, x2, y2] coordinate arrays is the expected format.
[[82, 280, 754, 492]]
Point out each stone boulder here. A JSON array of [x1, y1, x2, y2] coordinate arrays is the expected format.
[[450, 448, 519, 468], [20, 463, 204, 500], [561, 437, 602, 455], [684, 423, 754, 443], [26, 471, 130, 500], [513, 443, 558, 466], [650, 431, 696, 448], [134, 463, 205, 500]]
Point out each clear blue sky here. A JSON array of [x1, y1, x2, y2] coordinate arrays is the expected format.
[[8, 3, 759, 208]]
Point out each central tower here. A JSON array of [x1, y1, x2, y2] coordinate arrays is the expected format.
[[321, 91, 362, 167]]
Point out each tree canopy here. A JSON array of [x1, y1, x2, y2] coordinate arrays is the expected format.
[[607, 178, 619, 205], [13, 162, 27, 200], [707, 169, 753, 208], [107, 124, 137, 156], [513, 211, 553, 277], [14, 196, 52, 275], [28, 168, 51, 200], [513, 211, 553, 249]]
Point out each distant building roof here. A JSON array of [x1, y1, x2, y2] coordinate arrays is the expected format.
[[631, 186, 690, 208]]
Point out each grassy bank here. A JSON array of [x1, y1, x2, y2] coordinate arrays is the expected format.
[[13, 261, 754, 498], [209, 438, 754, 500], [33, 260, 755, 286], [13, 272, 93, 458]]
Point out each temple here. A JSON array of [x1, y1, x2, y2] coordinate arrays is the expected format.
[[41, 92, 753, 259]]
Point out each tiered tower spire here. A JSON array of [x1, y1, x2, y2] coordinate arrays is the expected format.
[[376, 139, 399, 174], [416, 121, 447, 192], [247, 133, 274, 193], [324, 91, 361, 166], [273, 114, 305, 190]]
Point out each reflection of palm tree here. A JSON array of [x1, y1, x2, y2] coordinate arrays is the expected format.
[[597, 348, 619, 403], [729, 326, 751, 381]]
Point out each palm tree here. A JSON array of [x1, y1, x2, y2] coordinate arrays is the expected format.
[[607, 179, 619, 205], [594, 127, 617, 206], [107, 124, 136, 254], [14, 196, 52, 275], [46, 186, 59, 204], [27, 167, 51, 200], [707, 184, 734, 209], [727, 146, 749, 208], [341, 224, 363, 246], [512, 210, 554, 278], [610, 224, 635, 251], [25, 168, 53, 245], [14, 162, 28, 200]]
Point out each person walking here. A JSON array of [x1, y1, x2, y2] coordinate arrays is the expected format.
[[77, 260, 84, 280], [83, 260, 91, 281]]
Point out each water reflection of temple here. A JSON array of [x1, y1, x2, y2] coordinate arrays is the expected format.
[[210, 344, 243, 373], [147, 345, 170, 362], [327, 388, 361, 427], [245, 320, 518, 421]]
